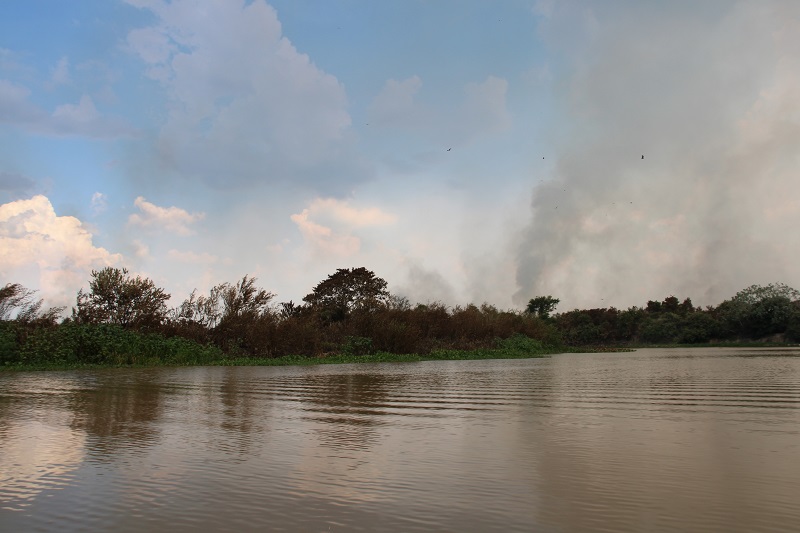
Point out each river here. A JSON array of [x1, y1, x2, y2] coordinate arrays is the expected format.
[[1, 347, 799, 532]]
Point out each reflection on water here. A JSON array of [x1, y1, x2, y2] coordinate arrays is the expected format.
[[1, 347, 799, 532]]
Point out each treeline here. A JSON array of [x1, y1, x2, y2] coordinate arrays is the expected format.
[[1, 268, 799, 367], [0, 267, 553, 366], [542, 284, 800, 345]]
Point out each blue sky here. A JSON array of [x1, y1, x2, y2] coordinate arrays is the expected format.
[[2, 0, 799, 312]]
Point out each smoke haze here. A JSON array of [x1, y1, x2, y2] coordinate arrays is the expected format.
[[515, 1, 800, 310]]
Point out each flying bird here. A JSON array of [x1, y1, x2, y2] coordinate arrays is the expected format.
[[641, 155, 644, 159], [447, 148, 451, 151]]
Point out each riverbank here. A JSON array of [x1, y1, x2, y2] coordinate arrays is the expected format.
[[0, 335, 566, 372], [5, 340, 793, 373]]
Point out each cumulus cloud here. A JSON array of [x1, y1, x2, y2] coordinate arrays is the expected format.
[[0, 195, 121, 307], [50, 94, 135, 137], [0, 80, 135, 138], [125, 0, 367, 194], [128, 196, 205, 235], [515, 1, 800, 310], [290, 198, 395, 258]]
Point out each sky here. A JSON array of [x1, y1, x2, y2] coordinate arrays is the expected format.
[[1, 0, 799, 314]]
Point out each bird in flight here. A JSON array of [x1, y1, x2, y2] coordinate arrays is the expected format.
[[447, 148, 451, 151], [641, 155, 644, 159]]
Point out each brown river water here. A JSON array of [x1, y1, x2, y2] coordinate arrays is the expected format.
[[1, 347, 799, 532]]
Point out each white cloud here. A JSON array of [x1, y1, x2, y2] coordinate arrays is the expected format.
[[290, 197, 395, 258], [50, 94, 135, 137], [125, 0, 366, 193], [0, 81, 135, 138], [52, 94, 100, 123], [126, 27, 174, 66], [0, 195, 121, 307], [302, 197, 396, 227], [90, 192, 108, 214], [128, 196, 205, 235]]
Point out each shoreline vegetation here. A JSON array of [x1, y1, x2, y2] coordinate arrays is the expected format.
[[2, 268, 799, 372], [0, 334, 564, 373]]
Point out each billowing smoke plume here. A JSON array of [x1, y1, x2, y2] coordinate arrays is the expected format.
[[515, 1, 800, 310]]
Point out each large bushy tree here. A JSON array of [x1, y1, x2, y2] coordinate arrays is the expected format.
[[717, 282, 800, 339], [73, 267, 170, 330], [303, 267, 390, 322]]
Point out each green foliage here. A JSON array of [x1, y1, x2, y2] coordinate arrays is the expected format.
[[638, 313, 681, 343], [526, 296, 560, 319], [5, 274, 800, 370], [74, 267, 170, 330], [731, 283, 800, 305], [677, 312, 721, 344], [14, 322, 223, 367], [558, 311, 602, 345], [786, 307, 800, 342], [340, 336, 374, 356], [716, 283, 800, 339], [496, 333, 544, 353], [0, 321, 19, 364]]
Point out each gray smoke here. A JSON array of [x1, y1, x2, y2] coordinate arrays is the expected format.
[[515, 2, 800, 311], [515, 1, 800, 310]]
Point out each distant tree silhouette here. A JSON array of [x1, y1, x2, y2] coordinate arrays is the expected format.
[[304, 267, 390, 322], [526, 296, 560, 319]]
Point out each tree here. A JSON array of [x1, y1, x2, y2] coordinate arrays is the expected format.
[[638, 313, 681, 343], [1, 283, 64, 323], [678, 312, 720, 344], [216, 275, 274, 324], [646, 300, 662, 314], [662, 296, 680, 314], [716, 282, 800, 339], [526, 296, 559, 319], [73, 267, 170, 330], [730, 283, 800, 305], [303, 267, 390, 322], [174, 287, 223, 329], [210, 275, 276, 354]]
